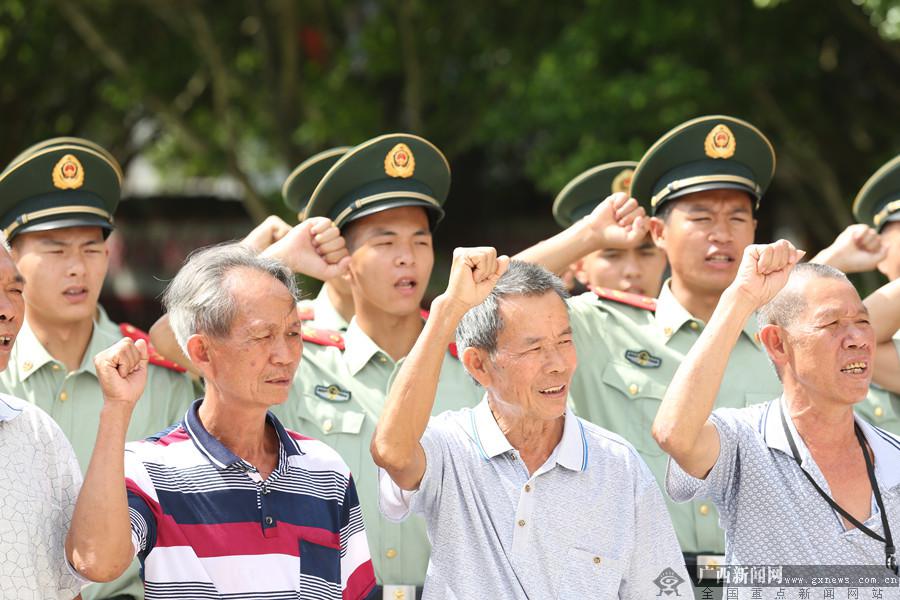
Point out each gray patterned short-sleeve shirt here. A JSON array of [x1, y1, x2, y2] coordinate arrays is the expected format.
[[0, 393, 84, 599], [667, 397, 900, 569]]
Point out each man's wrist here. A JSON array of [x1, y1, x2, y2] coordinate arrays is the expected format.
[[718, 287, 760, 322]]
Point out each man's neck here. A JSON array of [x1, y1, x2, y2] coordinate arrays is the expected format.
[[324, 282, 355, 323], [668, 275, 724, 324], [26, 309, 95, 372], [488, 396, 564, 475], [198, 391, 279, 477], [784, 389, 859, 455], [353, 301, 425, 361]]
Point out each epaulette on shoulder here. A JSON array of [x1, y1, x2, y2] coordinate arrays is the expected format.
[[301, 326, 345, 350], [297, 302, 315, 321], [119, 323, 188, 373], [592, 286, 657, 311]]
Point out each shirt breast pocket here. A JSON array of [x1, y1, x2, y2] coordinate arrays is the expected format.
[[300, 392, 366, 437], [600, 361, 668, 455], [556, 547, 622, 599], [300, 539, 341, 599]]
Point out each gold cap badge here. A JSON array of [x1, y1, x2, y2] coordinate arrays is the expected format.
[[704, 124, 736, 160], [52, 154, 85, 190], [384, 143, 415, 178], [611, 168, 634, 194]]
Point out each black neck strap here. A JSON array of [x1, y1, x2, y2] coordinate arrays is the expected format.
[[779, 402, 897, 575]]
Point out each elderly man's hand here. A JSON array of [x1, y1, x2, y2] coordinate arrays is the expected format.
[[260, 217, 351, 280], [584, 192, 649, 249], [94, 338, 149, 408], [729, 240, 805, 309], [811, 224, 887, 274], [443, 247, 510, 313], [240, 215, 293, 253]]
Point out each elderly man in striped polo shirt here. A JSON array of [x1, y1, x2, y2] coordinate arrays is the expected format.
[[372, 248, 688, 599], [66, 236, 376, 599]]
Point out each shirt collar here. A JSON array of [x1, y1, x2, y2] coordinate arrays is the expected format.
[[469, 397, 589, 472], [763, 397, 900, 489], [343, 318, 387, 376], [655, 279, 761, 346], [182, 399, 302, 470], [0, 395, 24, 422], [15, 306, 117, 380]]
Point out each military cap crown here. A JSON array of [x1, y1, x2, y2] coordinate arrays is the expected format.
[[0, 137, 121, 240], [282, 147, 351, 216], [304, 133, 449, 228], [552, 161, 638, 228], [852, 154, 900, 232], [630, 115, 775, 215]]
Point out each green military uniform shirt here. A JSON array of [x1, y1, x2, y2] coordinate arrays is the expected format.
[[856, 331, 900, 435], [298, 285, 350, 332], [272, 318, 482, 586], [566, 282, 783, 554], [0, 306, 197, 600]]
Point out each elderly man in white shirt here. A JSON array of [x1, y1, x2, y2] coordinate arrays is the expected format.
[[653, 240, 900, 596], [372, 248, 689, 599], [0, 237, 84, 599]]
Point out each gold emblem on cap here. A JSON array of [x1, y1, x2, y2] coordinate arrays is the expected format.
[[384, 143, 415, 178], [52, 154, 85, 190], [611, 168, 634, 194], [704, 124, 736, 160]]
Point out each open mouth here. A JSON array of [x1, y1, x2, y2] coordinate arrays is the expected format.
[[394, 278, 417, 292], [63, 286, 89, 300], [0, 335, 13, 348], [840, 361, 868, 375], [539, 384, 567, 396], [704, 253, 734, 264]]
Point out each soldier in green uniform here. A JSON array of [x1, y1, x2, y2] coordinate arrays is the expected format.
[[272, 133, 482, 599], [0, 138, 196, 600], [284, 147, 355, 332], [853, 154, 900, 434], [553, 161, 668, 298], [516, 116, 791, 575]]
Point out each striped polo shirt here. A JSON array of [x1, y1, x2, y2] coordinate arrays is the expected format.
[[124, 400, 375, 600]]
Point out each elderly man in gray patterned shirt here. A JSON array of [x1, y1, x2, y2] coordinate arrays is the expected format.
[[372, 249, 688, 599], [654, 240, 900, 595]]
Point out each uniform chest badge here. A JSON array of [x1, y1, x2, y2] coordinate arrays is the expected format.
[[52, 154, 85, 189], [704, 124, 736, 159], [314, 384, 352, 402], [384, 143, 415, 178], [624, 349, 662, 368]]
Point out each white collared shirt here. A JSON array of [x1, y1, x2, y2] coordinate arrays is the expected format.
[[667, 397, 900, 570], [380, 398, 689, 599], [0, 393, 85, 599]]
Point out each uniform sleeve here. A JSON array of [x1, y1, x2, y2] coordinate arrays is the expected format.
[[123, 448, 159, 558], [160, 370, 198, 426], [339, 474, 375, 600], [378, 421, 447, 522], [665, 409, 742, 511], [620, 473, 692, 600]]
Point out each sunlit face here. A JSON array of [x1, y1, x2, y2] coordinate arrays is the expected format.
[[343, 206, 434, 317], [575, 234, 667, 297], [198, 268, 303, 409], [877, 221, 900, 282], [0, 248, 25, 370], [476, 292, 576, 422], [651, 189, 757, 296], [780, 277, 875, 406], [11, 226, 109, 326]]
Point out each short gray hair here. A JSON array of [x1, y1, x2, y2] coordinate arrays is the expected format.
[[455, 260, 569, 355], [757, 262, 851, 330], [163, 243, 300, 355]]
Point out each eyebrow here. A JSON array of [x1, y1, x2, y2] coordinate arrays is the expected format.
[[522, 326, 573, 346], [813, 305, 869, 321]]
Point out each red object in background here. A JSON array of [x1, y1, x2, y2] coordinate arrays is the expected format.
[[300, 26, 327, 65]]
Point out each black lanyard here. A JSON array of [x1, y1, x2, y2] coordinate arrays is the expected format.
[[780, 403, 897, 575]]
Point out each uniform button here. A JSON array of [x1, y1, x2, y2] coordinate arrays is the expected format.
[[874, 406, 884, 418], [689, 321, 700, 331], [517, 519, 526, 527], [22, 361, 33, 371], [264, 516, 274, 525], [323, 419, 334, 433], [699, 503, 710, 516], [378, 355, 388, 364], [51, 364, 61, 371], [628, 384, 639, 396], [593, 556, 602, 565], [664, 327, 673, 337], [385, 548, 398, 559], [59, 391, 68, 401], [524, 484, 531, 493]]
